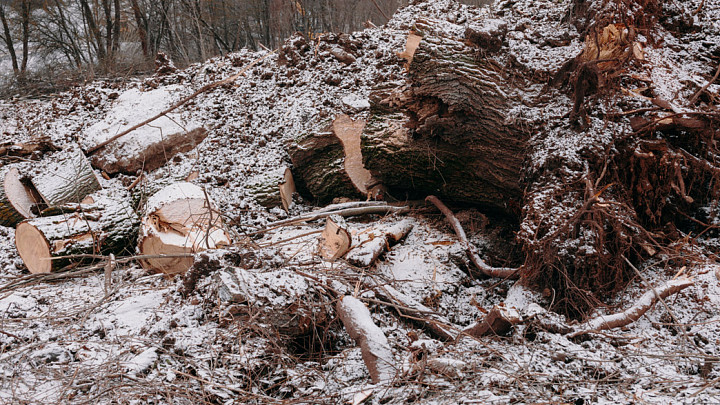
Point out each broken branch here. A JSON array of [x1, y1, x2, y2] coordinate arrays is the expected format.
[[569, 277, 694, 337], [425, 195, 519, 279]]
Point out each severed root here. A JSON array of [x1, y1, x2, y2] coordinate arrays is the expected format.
[[336, 295, 396, 383], [569, 278, 694, 337], [463, 304, 522, 337], [425, 195, 519, 279]]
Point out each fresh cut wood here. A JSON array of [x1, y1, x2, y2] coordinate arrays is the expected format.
[[138, 182, 231, 274], [0, 166, 42, 227], [14, 189, 138, 274]]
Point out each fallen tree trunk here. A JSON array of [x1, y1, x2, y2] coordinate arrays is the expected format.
[[14, 189, 138, 274], [361, 25, 530, 211], [89, 126, 209, 175], [31, 146, 102, 206], [336, 295, 395, 383], [138, 182, 231, 274], [0, 166, 42, 227]]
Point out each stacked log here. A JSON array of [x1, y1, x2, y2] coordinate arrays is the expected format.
[[0, 166, 42, 227]]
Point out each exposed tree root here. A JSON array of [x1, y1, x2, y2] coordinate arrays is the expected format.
[[569, 277, 694, 337], [426, 195, 520, 279]]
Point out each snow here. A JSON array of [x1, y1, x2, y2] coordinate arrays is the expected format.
[[0, 0, 719, 403]]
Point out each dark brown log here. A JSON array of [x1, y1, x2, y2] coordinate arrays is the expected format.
[[362, 30, 530, 212]]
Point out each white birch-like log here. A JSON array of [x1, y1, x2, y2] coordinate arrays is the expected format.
[[569, 278, 694, 337], [138, 182, 231, 274], [31, 146, 102, 206], [336, 295, 395, 383]]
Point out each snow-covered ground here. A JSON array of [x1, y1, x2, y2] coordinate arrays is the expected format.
[[1, 0, 720, 403]]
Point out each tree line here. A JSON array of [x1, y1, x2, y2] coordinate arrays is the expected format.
[[0, 0, 489, 89]]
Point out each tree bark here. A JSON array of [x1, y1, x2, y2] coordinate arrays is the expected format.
[[14, 189, 138, 274], [0, 3, 19, 76], [362, 31, 529, 213], [31, 146, 102, 207]]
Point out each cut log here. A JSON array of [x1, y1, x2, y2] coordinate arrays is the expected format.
[[288, 114, 382, 204], [319, 215, 352, 261], [0, 166, 42, 227], [362, 27, 530, 211], [31, 146, 102, 206], [248, 167, 296, 210], [14, 189, 138, 274], [89, 126, 208, 175], [138, 182, 231, 274], [336, 295, 395, 383], [80, 85, 210, 174]]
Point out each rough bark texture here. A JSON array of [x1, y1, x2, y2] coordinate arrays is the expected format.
[[14, 189, 138, 273], [362, 26, 530, 213], [31, 146, 102, 206], [288, 120, 365, 204]]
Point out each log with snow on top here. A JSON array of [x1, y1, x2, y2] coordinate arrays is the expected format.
[[31, 145, 102, 207], [14, 189, 138, 274], [336, 295, 396, 384], [0, 166, 42, 227], [137, 182, 231, 274], [80, 85, 209, 175]]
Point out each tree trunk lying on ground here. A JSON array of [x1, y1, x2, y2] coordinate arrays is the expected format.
[[31, 145, 102, 206], [284, 0, 720, 318], [0, 166, 42, 227], [14, 189, 138, 274], [89, 126, 209, 175], [137, 182, 231, 274]]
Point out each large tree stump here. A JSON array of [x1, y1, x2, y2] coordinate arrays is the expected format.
[[138, 182, 231, 274], [0, 166, 42, 227], [14, 189, 138, 274]]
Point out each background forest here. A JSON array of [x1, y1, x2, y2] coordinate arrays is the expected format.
[[0, 0, 488, 94]]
